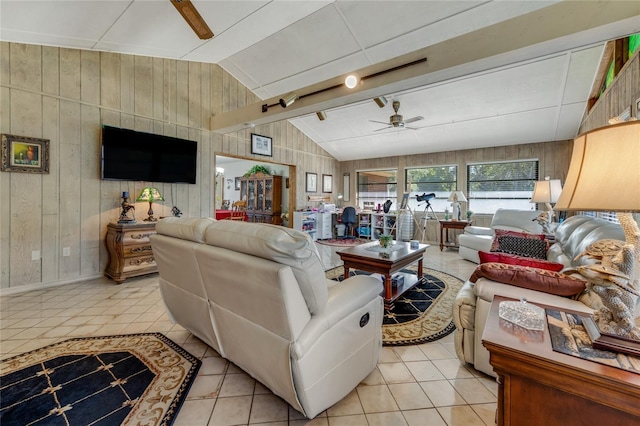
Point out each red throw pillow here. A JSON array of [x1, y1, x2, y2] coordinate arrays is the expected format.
[[469, 263, 586, 297], [478, 251, 564, 272]]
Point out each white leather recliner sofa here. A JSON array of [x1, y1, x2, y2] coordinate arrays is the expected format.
[[150, 217, 384, 419], [458, 208, 544, 263], [453, 215, 636, 378]]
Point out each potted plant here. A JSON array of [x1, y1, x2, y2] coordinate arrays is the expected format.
[[244, 164, 271, 177], [378, 234, 393, 249]]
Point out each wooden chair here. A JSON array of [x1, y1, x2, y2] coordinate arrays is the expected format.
[[227, 200, 246, 221]]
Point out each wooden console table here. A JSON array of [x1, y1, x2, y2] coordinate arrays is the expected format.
[[482, 296, 640, 425], [439, 220, 470, 251], [105, 222, 157, 284]]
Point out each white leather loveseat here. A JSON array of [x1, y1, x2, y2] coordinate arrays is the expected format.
[[458, 208, 543, 263], [150, 217, 384, 418], [453, 215, 636, 377]]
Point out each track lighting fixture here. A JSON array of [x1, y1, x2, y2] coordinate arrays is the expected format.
[[345, 75, 358, 89], [260, 58, 426, 114], [373, 96, 388, 108], [279, 93, 298, 108], [316, 111, 327, 121]]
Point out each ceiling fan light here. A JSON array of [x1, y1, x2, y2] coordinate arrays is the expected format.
[[373, 96, 387, 108], [345, 75, 358, 89], [279, 93, 298, 108], [316, 111, 327, 121]]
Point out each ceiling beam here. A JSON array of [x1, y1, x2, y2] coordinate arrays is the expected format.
[[210, 0, 640, 134]]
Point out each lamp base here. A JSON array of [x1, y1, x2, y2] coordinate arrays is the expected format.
[[582, 316, 640, 357], [144, 202, 157, 222]]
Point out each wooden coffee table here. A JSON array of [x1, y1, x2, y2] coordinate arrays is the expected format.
[[482, 296, 640, 425], [337, 241, 429, 308]]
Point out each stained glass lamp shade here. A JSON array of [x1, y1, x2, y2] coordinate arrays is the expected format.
[[136, 187, 164, 222]]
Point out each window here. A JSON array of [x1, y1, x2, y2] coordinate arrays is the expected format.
[[467, 160, 538, 214], [405, 165, 457, 212], [581, 211, 619, 223], [357, 169, 397, 210]]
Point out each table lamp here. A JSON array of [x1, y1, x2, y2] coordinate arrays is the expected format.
[[555, 120, 640, 349], [447, 191, 467, 221], [136, 187, 164, 222], [530, 177, 563, 232]]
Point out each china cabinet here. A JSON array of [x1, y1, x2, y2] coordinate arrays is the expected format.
[[240, 173, 282, 225]]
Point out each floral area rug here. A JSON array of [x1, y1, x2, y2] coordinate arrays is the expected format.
[[326, 266, 464, 345], [0, 333, 200, 426], [316, 238, 368, 247]]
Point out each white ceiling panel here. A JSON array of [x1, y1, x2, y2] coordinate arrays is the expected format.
[[561, 45, 605, 104], [225, 4, 360, 87], [185, 1, 329, 63]]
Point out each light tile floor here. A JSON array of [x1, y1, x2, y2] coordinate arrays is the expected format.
[[0, 243, 496, 425]]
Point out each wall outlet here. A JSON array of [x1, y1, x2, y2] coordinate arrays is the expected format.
[[31, 250, 40, 260], [63, 247, 71, 257]]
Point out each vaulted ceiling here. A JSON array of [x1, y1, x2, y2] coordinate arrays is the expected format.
[[2, 1, 639, 161]]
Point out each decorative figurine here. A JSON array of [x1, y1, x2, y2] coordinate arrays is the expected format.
[[118, 191, 135, 223]]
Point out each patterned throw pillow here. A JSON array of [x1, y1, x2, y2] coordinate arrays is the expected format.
[[469, 263, 586, 297], [478, 251, 564, 271], [493, 235, 548, 259]]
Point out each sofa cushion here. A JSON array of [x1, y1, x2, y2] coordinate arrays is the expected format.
[[478, 251, 564, 271], [490, 209, 543, 234], [156, 217, 216, 243], [469, 263, 586, 297], [203, 220, 328, 314], [490, 230, 547, 259]]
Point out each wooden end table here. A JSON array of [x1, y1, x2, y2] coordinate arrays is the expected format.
[[337, 241, 428, 309], [482, 296, 640, 425], [439, 220, 471, 251]]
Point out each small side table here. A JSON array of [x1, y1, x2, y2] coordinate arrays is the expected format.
[[439, 220, 471, 251]]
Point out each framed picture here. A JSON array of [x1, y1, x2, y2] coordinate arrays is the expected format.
[[235, 177, 241, 190], [251, 133, 272, 156], [400, 192, 409, 210], [322, 174, 332, 193], [1, 134, 50, 174], [306, 172, 317, 192]]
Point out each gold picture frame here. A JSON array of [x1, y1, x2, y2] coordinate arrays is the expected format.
[[1, 134, 50, 174]]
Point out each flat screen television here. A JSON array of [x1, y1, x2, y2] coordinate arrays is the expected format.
[[101, 125, 197, 184]]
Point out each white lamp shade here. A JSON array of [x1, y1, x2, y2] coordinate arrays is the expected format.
[[555, 121, 640, 212], [447, 191, 467, 202], [531, 179, 563, 204]]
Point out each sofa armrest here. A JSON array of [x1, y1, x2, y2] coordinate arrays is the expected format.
[[291, 275, 383, 359], [464, 226, 494, 236]]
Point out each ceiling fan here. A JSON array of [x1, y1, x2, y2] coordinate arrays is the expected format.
[[370, 100, 423, 131], [170, 0, 214, 40]]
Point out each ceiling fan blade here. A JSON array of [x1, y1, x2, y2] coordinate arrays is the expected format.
[[369, 120, 391, 125], [170, 0, 214, 40], [373, 125, 393, 132], [403, 116, 424, 124]]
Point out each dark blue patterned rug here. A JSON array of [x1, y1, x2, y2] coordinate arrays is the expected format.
[[327, 267, 463, 345], [0, 333, 200, 425]]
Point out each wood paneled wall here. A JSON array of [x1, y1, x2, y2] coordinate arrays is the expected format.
[[580, 51, 639, 132], [340, 140, 574, 244], [0, 42, 337, 290]]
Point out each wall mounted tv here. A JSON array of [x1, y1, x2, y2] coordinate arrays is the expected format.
[[101, 125, 197, 184]]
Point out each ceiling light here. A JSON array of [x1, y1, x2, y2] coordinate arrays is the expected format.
[[279, 93, 298, 108], [345, 75, 358, 89], [373, 96, 388, 108], [316, 111, 327, 121]]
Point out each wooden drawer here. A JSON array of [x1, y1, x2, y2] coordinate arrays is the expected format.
[[122, 255, 156, 273], [122, 229, 156, 245], [123, 243, 154, 257]]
